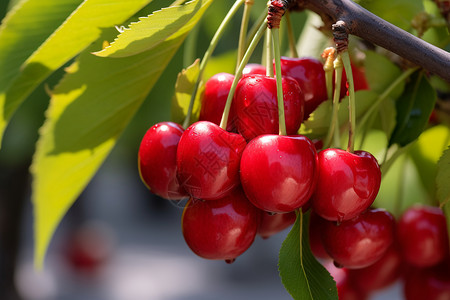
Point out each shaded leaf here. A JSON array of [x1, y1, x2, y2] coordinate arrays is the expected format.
[[364, 50, 405, 99], [95, 0, 213, 58], [437, 147, 450, 246], [0, 0, 153, 146], [279, 212, 338, 300], [300, 90, 378, 139], [31, 0, 213, 268], [171, 59, 203, 125], [389, 71, 437, 146]]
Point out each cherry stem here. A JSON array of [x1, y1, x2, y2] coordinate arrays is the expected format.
[[220, 19, 268, 130], [266, 29, 274, 77], [246, 8, 267, 50], [341, 51, 355, 153], [324, 55, 343, 149], [285, 11, 299, 58], [237, 0, 254, 70], [321, 47, 336, 101], [182, 0, 245, 129], [272, 28, 287, 136]]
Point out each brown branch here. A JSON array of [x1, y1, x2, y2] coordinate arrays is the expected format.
[[295, 0, 450, 82]]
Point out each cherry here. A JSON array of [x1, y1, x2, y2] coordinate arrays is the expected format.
[[309, 211, 331, 259], [312, 148, 381, 222], [338, 63, 369, 98], [234, 74, 304, 141], [138, 122, 187, 200], [321, 208, 395, 269], [242, 63, 267, 76], [257, 211, 296, 239], [349, 243, 403, 292], [397, 205, 449, 267], [199, 73, 237, 132], [181, 188, 259, 261], [240, 134, 318, 213], [176, 121, 246, 200], [277, 56, 327, 120], [403, 262, 450, 300], [324, 261, 368, 300]]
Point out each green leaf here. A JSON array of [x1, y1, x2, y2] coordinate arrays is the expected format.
[[364, 50, 405, 99], [357, 0, 423, 31], [171, 59, 203, 125], [437, 147, 450, 245], [300, 90, 378, 139], [32, 0, 213, 268], [279, 212, 338, 300], [0, 0, 153, 146], [95, 0, 212, 58], [389, 71, 437, 146], [410, 125, 450, 199], [374, 98, 397, 140], [437, 147, 450, 207]]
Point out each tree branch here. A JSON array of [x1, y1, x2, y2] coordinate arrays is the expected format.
[[295, 0, 450, 82]]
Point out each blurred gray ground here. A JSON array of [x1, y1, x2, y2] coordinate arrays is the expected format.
[[15, 154, 402, 300]]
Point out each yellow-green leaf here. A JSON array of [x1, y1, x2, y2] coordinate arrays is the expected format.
[[171, 59, 203, 125], [0, 0, 153, 146], [31, 0, 213, 269], [95, 0, 213, 58]]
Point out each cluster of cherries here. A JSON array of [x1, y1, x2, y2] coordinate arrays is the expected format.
[[317, 205, 450, 300], [138, 55, 449, 298]]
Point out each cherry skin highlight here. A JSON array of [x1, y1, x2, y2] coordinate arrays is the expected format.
[[397, 205, 449, 267], [199, 72, 237, 132], [312, 148, 381, 222], [321, 208, 395, 269], [277, 56, 327, 120], [240, 134, 318, 213], [181, 188, 260, 261], [176, 121, 246, 200], [138, 122, 187, 200], [234, 74, 304, 141], [242, 63, 267, 76]]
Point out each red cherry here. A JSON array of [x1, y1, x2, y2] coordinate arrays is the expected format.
[[339, 63, 369, 98], [181, 188, 259, 261], [349, 243, 403, 292], [312, 148, 381, 222], [199, 73, 237, 132], [234, 74, 304, 141], [277, 56, 327, 120], [309, 211, 331, 259], [257, 211, 296, 239], [324, 261, 368, 300], [397, 205, 449, 267], [242, 63, 267, 76], [404, 262, 450, 300], [321, 208, 395, 269], [176, 121, 246, 200], [240, 134, 318, 213], [138, 122, 187, 200]]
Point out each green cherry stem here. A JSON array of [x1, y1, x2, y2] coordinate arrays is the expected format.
[[272, 27, 287, 136], [285, 11, 299, 58], [220, 19, 268, 130], [182, 0, 245, 129], [237, 0, 254, 69], [341, 51, 356, 152], [324, 55, 343, 149], [266, 29, 274, 77]]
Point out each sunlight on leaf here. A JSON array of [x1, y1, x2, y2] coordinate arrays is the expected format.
[[279, 212, 338, 300], [0, 0, 153, 147], [0, 0, 84, 146], [171, 59, 203, 125], [95, 0, 213, 58]]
